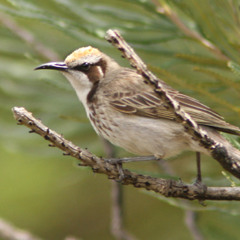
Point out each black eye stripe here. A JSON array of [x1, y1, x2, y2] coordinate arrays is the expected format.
[[72, 62, 91, 72], [71, 59, 106, 74]]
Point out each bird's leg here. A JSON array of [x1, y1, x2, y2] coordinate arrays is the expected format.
[[104, 156, 160, 181], [194, 152, 207, 204], [106, 156, 159, 181], [115, 162, 124, 182], [196, 152, 202, 184], [104, 155, 159, 164]]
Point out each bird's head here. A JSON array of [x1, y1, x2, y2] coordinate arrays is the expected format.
[[35, 46, 119, 103]]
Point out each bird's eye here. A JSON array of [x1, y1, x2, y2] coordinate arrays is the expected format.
[[73, 62, 91, 72], [81, 62, 91, 71]]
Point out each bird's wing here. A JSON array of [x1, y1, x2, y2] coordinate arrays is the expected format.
[[109, 88, 240, 136]]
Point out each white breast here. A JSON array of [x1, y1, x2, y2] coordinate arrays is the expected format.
[[86, 105, 208, 159]]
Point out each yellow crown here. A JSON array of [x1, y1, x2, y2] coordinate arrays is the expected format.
[[65, 46, 101, 63]]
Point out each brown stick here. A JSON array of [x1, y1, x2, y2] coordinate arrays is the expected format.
[[151, 1, 229, 61], [102, 139, 137, 240], [12, 107, 240, 201], [0, 12, 59, 61], [0, 218, 42, 240]]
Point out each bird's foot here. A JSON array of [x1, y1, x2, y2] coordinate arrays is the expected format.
[[104, 156, 159, 182], [104, 158, 125, 182], [194, 178, 207, 191], [193, 178, 207, 206]]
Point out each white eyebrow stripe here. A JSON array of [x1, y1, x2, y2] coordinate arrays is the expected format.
[[97, 66, 104, 78]]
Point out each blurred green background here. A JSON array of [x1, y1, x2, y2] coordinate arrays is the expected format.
[[1, 0, 240, 239]]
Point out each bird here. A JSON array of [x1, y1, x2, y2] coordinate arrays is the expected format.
[[35, 46, 240, 181]]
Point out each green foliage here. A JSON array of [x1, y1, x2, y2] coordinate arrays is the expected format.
[[1, 0, 240, 239], [228, 61, 240, 78]]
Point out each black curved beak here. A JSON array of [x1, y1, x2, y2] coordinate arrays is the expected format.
[[34, 62, 68, 71]]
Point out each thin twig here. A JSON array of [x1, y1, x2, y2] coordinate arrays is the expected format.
[[152, 1, 229, 61], [0, 12, 60, 61], [105, 29, 240, 180], [12, 106, 240, 201], [0, 218, 42, 240], [64, 236, 81, 240], [102, 139, 137, 240], [185, 210, 204, 240], [111, 180, 124, 240], [158, 161, 204, 240]]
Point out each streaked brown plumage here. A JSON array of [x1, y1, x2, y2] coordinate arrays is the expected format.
[[100, 67, 240, 135]]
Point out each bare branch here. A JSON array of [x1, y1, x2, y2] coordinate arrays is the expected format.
[[151, 1, 229, 61], [184, 210, 203, 240], [158, 161, 204, 240], [12, 106, 240, 201], [111, 181, 137, 240], [0, 13, 60, 61], [102, 139, 137, 240], [0, 218, 42, 240], [64, 236, 81, 240], [105, 29, 240, 180]]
